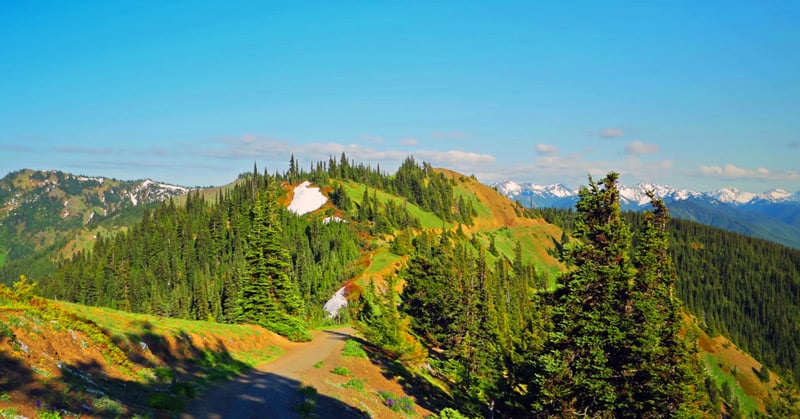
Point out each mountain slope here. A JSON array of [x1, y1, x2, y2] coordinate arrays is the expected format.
[[0, 169, 190, 283]]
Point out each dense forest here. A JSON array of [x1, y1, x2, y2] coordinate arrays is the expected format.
[[537, 205, 800, 388], [38, 156, 471, 334], [20, 156, 800, 416]]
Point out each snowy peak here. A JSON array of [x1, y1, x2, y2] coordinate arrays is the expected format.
[[127, 179, 190, 206], [493, 180, 800, 207], [754, 189, 795, 202], [711, 188, 756, 204], [494, 180, 525, 197], [618, 183, 704, 206]]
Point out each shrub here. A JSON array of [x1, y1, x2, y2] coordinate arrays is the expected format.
[[294, 386, 318, 418], [341, 378, 365, 392], [262, 316, 312, 342], [92, 397, 124, 417], [313, 361, 324, 368], [171, 382, 196, 399], [36, 409, 62, 419], [341, 339, 368, 358], [0, 323, 13, 340], [331, 366, 350, 376], [377, 390, 414, 414], [146, 393, 186, 411], [431, 407, 475, 419], [153, 366, 175, 383]]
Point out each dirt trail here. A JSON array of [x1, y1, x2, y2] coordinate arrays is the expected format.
[[181, 327, 364, 419]]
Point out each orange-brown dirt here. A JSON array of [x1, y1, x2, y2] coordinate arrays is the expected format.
[[1, 302, 438, 418]]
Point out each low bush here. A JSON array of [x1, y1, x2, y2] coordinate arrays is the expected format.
[[331, 366, 350, 376], [146, 393, 186, 411], [341, 339, 368, 358]]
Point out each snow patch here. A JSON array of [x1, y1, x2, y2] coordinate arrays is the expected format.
[[323, 216, 345, 224], [323, 287, 348, 318], [287, 181, 327, 215]]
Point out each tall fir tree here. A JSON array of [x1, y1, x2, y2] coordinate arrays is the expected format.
[[236, 187, 307, 339], [520, 173, 708, 417]]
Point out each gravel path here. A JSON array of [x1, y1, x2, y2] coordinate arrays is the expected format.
[[181, 327, 364, 419]]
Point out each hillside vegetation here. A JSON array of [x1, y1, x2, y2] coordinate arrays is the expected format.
[[0, 278, 281, 418], [4, 156, 800, 417]]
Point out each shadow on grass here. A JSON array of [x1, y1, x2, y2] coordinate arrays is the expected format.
[[2, 314, 362, 418], [323, 329, 452, 414]]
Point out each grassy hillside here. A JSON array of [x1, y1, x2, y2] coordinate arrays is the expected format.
[[0, 283, 281, 418]]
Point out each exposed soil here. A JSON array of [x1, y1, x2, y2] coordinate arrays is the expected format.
[[182, 327, 434, 418]]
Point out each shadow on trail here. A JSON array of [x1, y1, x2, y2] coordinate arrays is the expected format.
[[181, 370, 364, 419]]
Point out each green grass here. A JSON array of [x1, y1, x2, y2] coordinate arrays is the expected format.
[[473, 226, 564, 288], [342, 181, 451, 229], [332, 366, 351, 376], [453, 184, 492, 221], [342, 339, 368, 358], [703, 353, 761, 417], [341, 378, 366, 392], [364, 247, 401, 277]]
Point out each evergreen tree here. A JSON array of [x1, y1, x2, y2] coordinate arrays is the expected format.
[[236, 188, 308, 340], [521, 173, 707, 417], [622, 193, 707, 416]]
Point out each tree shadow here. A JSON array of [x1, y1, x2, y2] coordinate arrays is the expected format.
[[323, 329, 452, 414], [181, 370, 364, 419], [1, 316, 363, 418]]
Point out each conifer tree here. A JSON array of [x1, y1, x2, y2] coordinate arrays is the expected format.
[[236, 187, 306, 339], [622, 193, 708, 416]]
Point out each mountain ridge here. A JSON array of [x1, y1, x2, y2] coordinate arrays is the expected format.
[[494, 179, 800, 249]]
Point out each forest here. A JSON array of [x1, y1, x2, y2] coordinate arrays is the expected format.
[[20, 156, 800, 417]]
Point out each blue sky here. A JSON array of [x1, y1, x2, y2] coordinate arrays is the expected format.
[[1, 1, 798, 191]]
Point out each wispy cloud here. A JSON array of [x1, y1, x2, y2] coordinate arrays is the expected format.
[[788, 141, 800, 149], [53, 146, 113, 155], [431, 131, 468, 140], [535, 143, 560, 156], [196, 134, 494, 166], [698, 164, 800, 181], [624, 141, 659, 155], [477, 154, 673, 186], [0, 144, 36, 152], [401, 138, 419, 146], [600, 128, 624, 138]]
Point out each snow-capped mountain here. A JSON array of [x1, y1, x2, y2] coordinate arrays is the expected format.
[[493, 180, 800, 249], [0, 169, 192, 266], [493, 180, 800, 209]]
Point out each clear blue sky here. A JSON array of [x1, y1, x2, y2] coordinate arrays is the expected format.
[[1, 1, 798, 191]]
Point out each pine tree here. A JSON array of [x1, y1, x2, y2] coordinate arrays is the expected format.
[[236, 188, 307, 340], [622, 192, 708, 416]]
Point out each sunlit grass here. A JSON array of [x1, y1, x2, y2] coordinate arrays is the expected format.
[[703, 352, 761, 417]]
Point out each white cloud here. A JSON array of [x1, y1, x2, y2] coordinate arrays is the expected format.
[[415, 150, 495, 164], [600, 128, 625, 138], [699, 164, 800, 181], [196, 134, 494, 168], [624, 141, 660, 155], [535, 143, 560, 156], [401, 138, 419, 146]]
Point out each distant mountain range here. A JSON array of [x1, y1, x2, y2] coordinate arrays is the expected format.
[[0, 169, 190, 265], [493, 180, 800, 249]]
